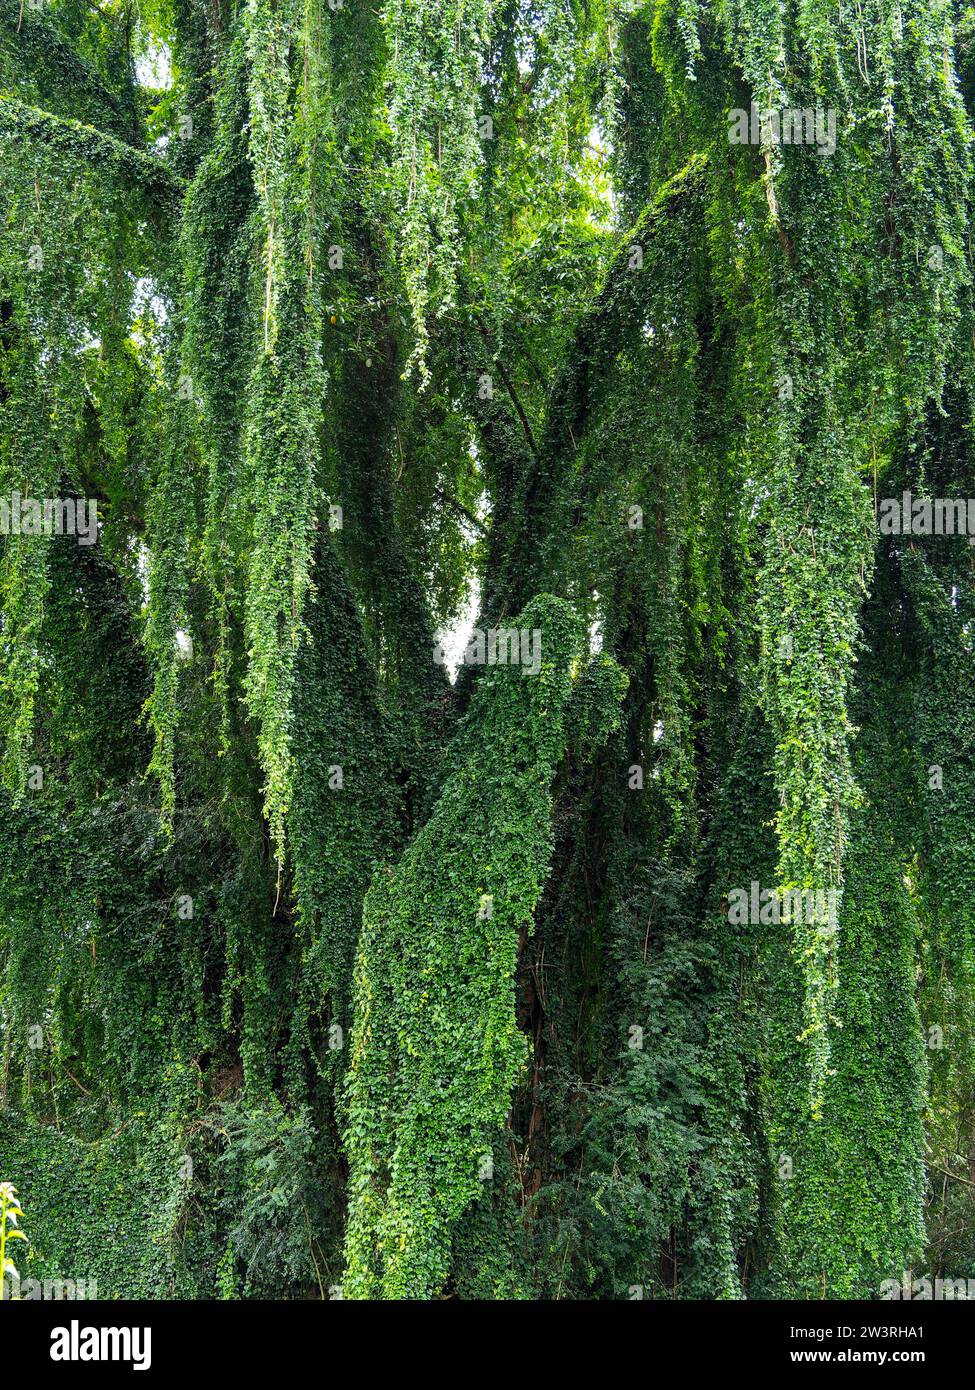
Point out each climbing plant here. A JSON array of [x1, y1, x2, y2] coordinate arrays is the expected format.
[[2, 0, 975, 1303]]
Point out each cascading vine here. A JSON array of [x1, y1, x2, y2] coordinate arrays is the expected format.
[[238, 0, 329, 856], [656, 0, 972, 1106], [4, 0, 975, 1306], [0, 84, 168, 794], [342, 595, 625, 1297], [383, 0, 491, 382]]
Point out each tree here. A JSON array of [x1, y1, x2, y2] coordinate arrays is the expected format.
[[1, 0, 975, 1300]]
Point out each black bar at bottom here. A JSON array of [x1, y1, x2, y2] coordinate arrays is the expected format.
[[7, 1297, 967, 1375]]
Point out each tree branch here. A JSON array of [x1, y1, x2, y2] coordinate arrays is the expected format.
[[0, 95, 184, 207], [434, 486, 488, 536]]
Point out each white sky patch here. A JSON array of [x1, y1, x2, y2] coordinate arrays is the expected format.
[[135, 538, 150, 605], [589, 593, 604, 654], [585, 121, 616, 229], [72, 329, 100, 357], [131, 275, 169, 328], [435, 575, 481, 682], [136, 42, 173, 90]]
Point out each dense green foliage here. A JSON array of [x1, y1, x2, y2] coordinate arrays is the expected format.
[[2, 0, 975, 1300]]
